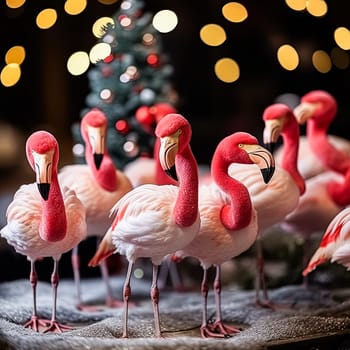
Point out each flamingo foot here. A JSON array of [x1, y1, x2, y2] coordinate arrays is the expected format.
[[42, 320, 73, 333], [24, 316, 50, 332], [201, 321, 240, 338], [256, 297, 275, 309]]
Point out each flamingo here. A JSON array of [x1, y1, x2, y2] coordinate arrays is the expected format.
[[58, 108, 133, 309], [281, 91, 350, 269], [303, 206, 350, 278], [173, 131, 275, 338], [228, 104, 305, 306], [88, 113, 200, 338], [0, 131, 87, 332]]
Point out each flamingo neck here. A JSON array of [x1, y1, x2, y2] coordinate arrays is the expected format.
[[173, 146, 199, 227], [40, 174, 67, 242], [280, 124, 305, 195], [86, 147, 117, 192], [212, 156, 253, 230], [154, 139, 177, 185], [307, 121, 350, 175]]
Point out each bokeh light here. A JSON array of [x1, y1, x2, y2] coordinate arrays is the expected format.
[[152, 10, 178, 33], [285, 0, 306, 11], [200, 24, 226, 47], [67, 51, 90, 76], [64, 0, 87, 15], [214, 58, 240, 83], [331, 47, 349, 69], [36, 8, 57, 29], [5, 46, 26, 65], [222, 2, 248, 23], [277, 44, 299, 70], [6, 0, 26, 9], [306, 0, 327, 17], [334, 27, 350, 50], [1, 63, 21, 87], [89, 43, 112, 63], [312, 50, 331, 73], [92, 17, 114, 38]]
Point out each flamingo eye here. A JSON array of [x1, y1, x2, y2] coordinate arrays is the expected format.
[[238, 143, 243, 148]]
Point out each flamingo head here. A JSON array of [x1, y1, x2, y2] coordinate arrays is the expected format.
[[294, 90, 337, 128], [218, 132, 275, 184], [262, 103, 296, 152], [26, 130, 59, 201], [155, 113, 191, 181], [81, 108, 108, 170]]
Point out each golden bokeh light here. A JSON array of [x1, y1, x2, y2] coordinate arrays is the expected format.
[[89, 43, 111, 63], [312, 50, 331, 73], [334, 27, 350, 50], [36, 8, 57, 29], [64, 0, 87, 15], [306, 0, 327, 17], [152, 10, 178, 33], [6, 0, 26, 9], [200, 24, 226, 47], [5, 46, 26, 65], [67, 51, 90, 76], [222, 2, 248, 23], [214, 58, 240, 83], [277, 44, 299, 70], [285, 0, 306, 11], [331, 47, 349, 69], [1, 63, 21, 87], [92, 17, 114, 38]]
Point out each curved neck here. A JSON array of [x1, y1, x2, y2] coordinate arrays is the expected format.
[[280, 123, 305, 195], [212, 155, 253, 230], [40, 172, 67, 242], [86, 147, 117, 192], [307, 121, 350, 175], [173, 146, 199, 227]]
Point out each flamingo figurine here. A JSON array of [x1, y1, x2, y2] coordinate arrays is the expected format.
[[88, 113, 200, 338], [58, 108, 133, 309], [228, 104, 305, 307], [0, 131, 87, 332], [303, 206, 350, 278], [173, 131, 275, 338]]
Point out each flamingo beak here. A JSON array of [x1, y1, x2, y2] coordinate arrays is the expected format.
[[293, 102, 316, 124], [159, 132, 180, 181], [263, 119, 283, 153], [87, 125, 105, 170], [32, 150, 53, 201], [246, 144, 275, 184]]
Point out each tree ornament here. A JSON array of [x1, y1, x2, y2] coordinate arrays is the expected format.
[[115, 119, 130, 135], [135, 106, 154, 126], [147, 53, 159, 67], [139, 88, 156, 104], [152, 103, 177, 123]]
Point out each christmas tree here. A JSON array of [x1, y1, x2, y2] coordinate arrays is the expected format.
[[73, 0, 178, 169]]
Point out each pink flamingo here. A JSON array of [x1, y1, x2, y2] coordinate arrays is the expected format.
[[58, 109, 132, 309], [303, 206, 350, 277], [88, 113, 200, 338], [0, 131, 87, 332], [228, 104, 305, 306], [173, 132, 275, 338], [281, 90, 350, 276]]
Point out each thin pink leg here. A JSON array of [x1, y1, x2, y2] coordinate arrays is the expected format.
[[151, 264, 162, 338], [43, 259, 73, 333], [122, 261, 133, 338], [71, 245, 84, 309], [24, 260, 50, 332]]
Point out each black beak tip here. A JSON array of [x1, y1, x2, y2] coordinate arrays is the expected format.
[[94, 153, 103, 170], [165, 166, 178, 182], [37, 183, 50, 201], [264, 142, 276, 154], [261, 166, 275, 184]]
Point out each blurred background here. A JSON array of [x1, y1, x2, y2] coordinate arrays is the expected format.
[[0, 0, 350, 286]]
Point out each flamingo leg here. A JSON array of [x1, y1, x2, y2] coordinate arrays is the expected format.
[[100, 259, 123, 308], [199, 268, 211, 338], [24, 260, 50, 332], [71, 245, 84, 309], [151, 264, 162, 338], [43, 259, 73, 333], [122, 261, 133, 338]]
